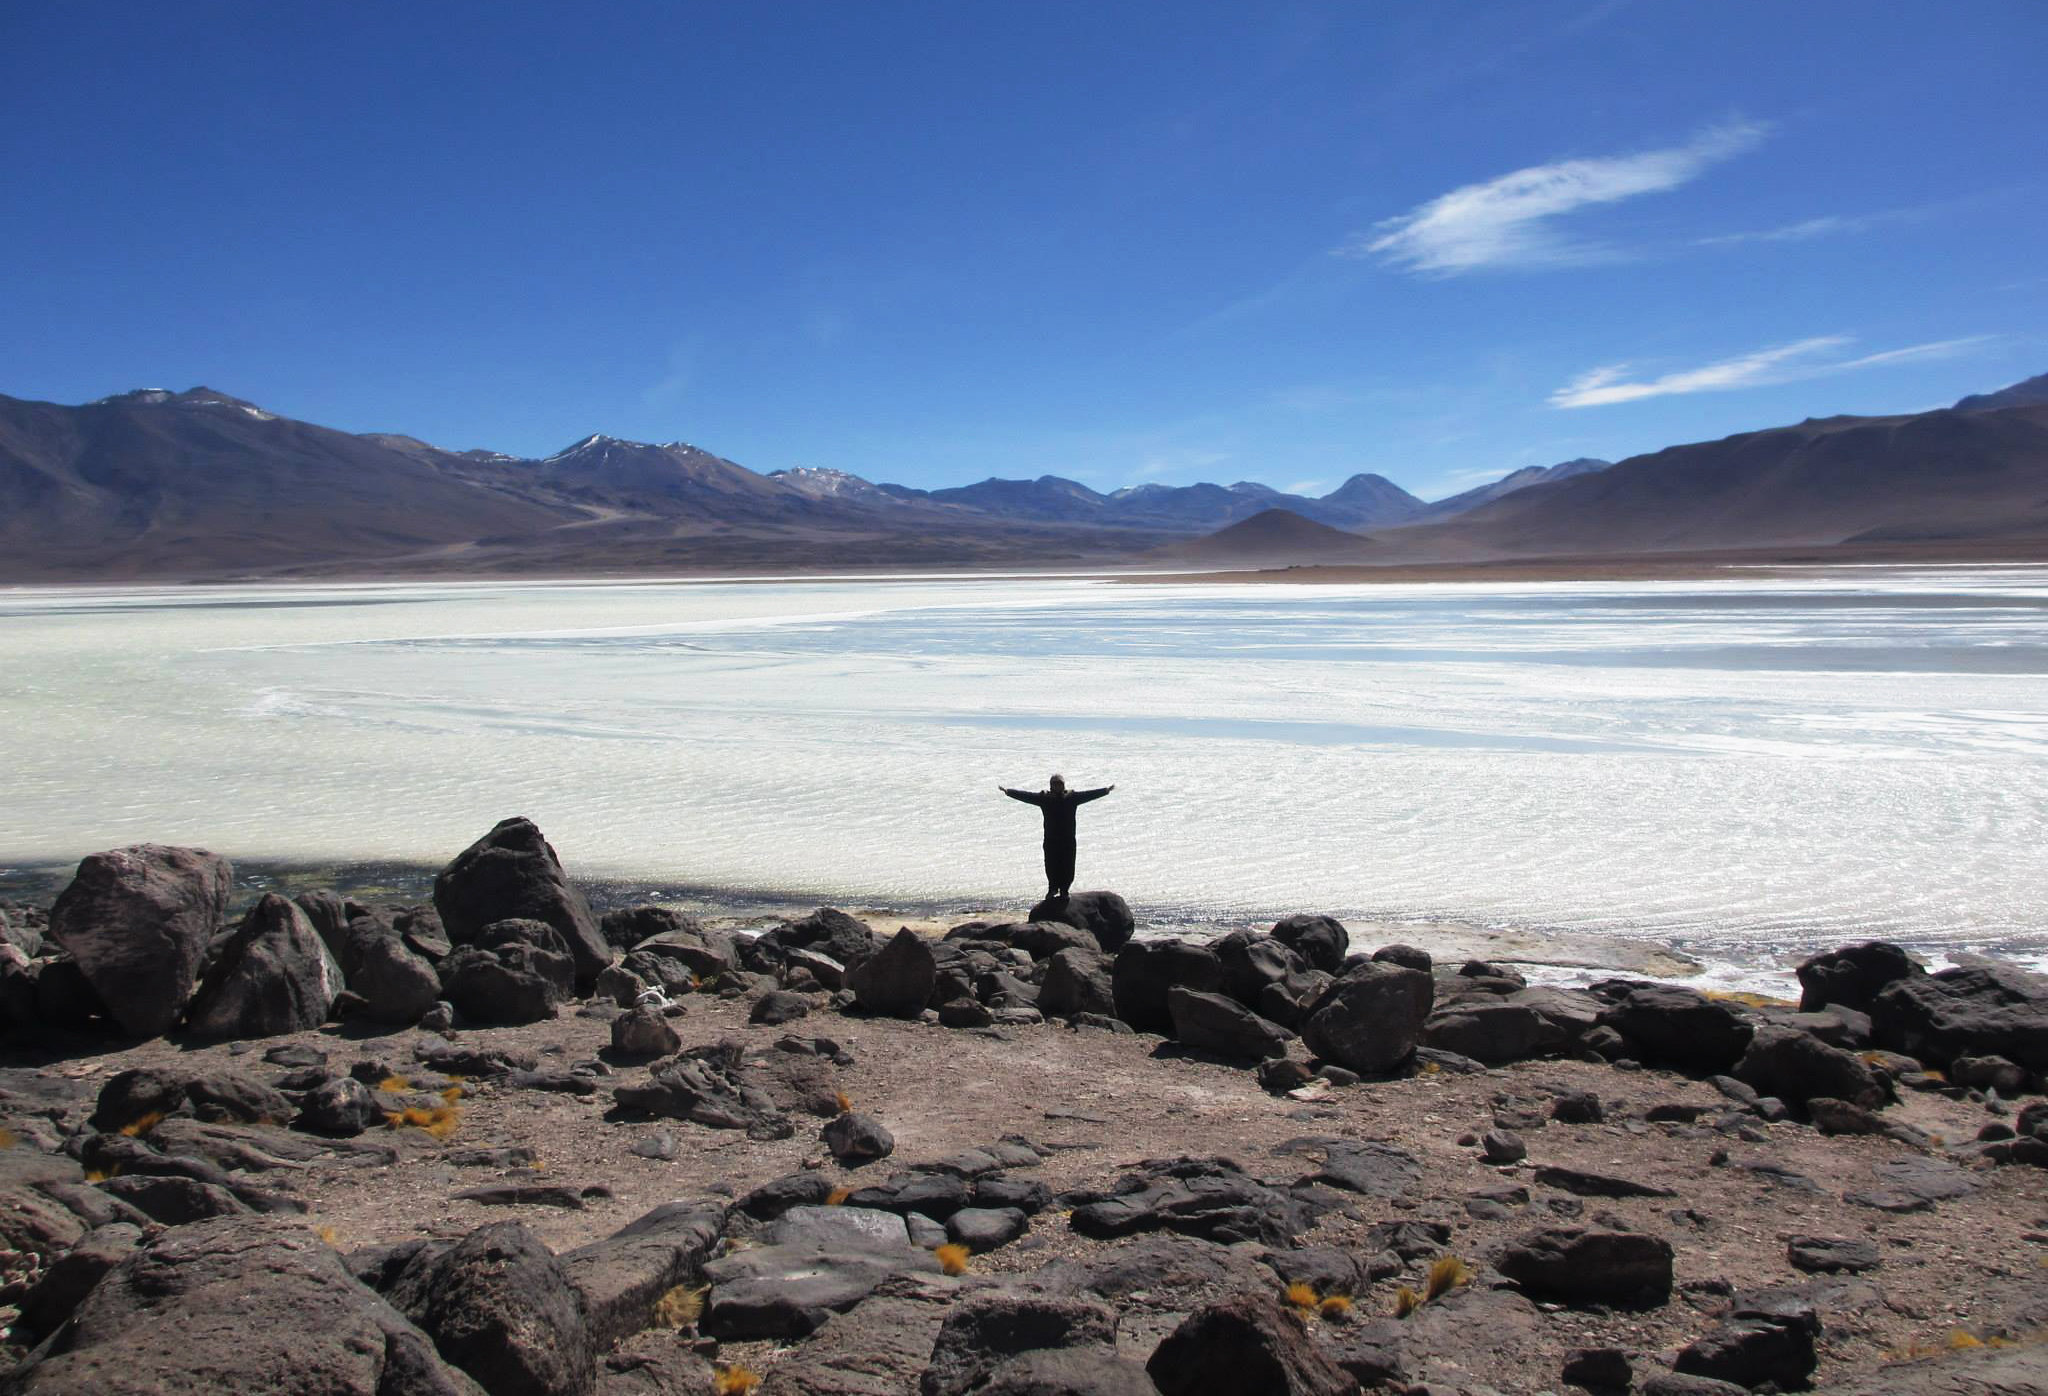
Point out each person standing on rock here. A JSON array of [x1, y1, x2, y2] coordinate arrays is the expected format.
[[999, 774, 1113, 902]]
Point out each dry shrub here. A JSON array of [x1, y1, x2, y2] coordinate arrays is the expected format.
[[119, 1111, 165, 1138], [1282, 1281, 1318, 1312], [1318, 1294, 1354, 1320], [377, 1075, 411, 1093], [315, 1225, 340, 1246], [1949, 1331, 1984, 1350], [713, 1365, 761, 1395], [825, 1186, 853, 1206], [653, 1284, 707, 1330], [439, 1085, 464, 1105], [1392, 1286, 1421, 1318], [384, 1105, 462, 1139], [935, 1244, 970, 1276], [833, 1090, 852, 1115], [1425, 1255, 1471, 1302], [0, 1127, 17, 1150]]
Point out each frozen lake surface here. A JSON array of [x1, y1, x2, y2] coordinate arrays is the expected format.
[[4, 568, 2047, 984]]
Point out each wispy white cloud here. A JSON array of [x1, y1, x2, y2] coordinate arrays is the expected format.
[[1282, 478, 1331, 496], [1550, 334, 1993, 409], [1345, 121, 1769, 275], [1697, 214, 1869, 246]]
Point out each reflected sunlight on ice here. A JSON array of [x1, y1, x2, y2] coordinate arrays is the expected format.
[[3, 567, 2046, 975]]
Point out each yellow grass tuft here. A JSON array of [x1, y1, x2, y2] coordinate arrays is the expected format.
[[1949, 1331, 1984, 1350], [440, 1085, 464, 1105], [1425, 1254, 1472, 1302], [384, 1105, 463, 1139], [0, 1126, 16, 1150], [316, 1225, 341, 1246], [935, 1243, 971, 1276], [826, 1186, 853, 1206], [83, 1167, 112, 1183], [377, 1075, 411, 1093], [118, 1111, 166, 1138], [653, 1283, 707, 1330], [1393, 1286, 1422, 1318], [834, 1090, 853, 1115], [713, 1364, 761, 1395], [1318, 1294, 1354, 1320], [1282, 1281, 1319, 1312]]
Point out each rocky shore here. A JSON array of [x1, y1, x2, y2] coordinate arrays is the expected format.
[[1, 817, 2045, 1395]]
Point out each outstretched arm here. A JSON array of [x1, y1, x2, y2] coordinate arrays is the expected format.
[[1073, 785, 1114, 804], [999, 786, 1045, 805]]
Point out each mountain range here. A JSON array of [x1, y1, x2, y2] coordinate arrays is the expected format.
[[0, 375, 2043, 580]]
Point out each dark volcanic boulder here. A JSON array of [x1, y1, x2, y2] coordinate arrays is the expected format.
[[1213, 931, 1317, 1010], [342, 920, 444, 1024], [1038, 946, 1116, 1018], [749, 908, 880, 974], [1675, 1294, 1820, 1392], [1797, 941, 1921, 1013], [846, 928, 938, 1018], [48, 843, 232, 1038], [1422, 1000, 1548, 1065], [1111, 940, 1224, 1035], [598, 905, 702, 953], [822, 1112, 895, 1164], [1029, 892, 1136, 954], [4, 1215, 481, 1395], [1270, 914, 1349, 975], [921, 1291, 1120, 1396], [1496, 1227, 1673, 1307], [298, 1077, 386, 1137], [440, 919, 575, 1026], [1735, 1025, 1888, 1109], [388, 1220, 594, 1396], [1167, 986, 1292, 1059], [558, 1203, 721, 1353], [1300, 960, 1433, 1074], [186, 894, 344, 1041], [609, 1005, 681, 1058], [1870, 961, 2048, 1071], [433, 817, 610, 992], [1596, 983, 1753, 1073], [1147, 1291, 1353, 1396], [90, 1066, 189, 1132]]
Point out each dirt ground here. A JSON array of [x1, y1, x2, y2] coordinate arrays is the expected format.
[[23, 969, 2046, 1393]]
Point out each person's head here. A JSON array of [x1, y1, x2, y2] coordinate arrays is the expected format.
[[1048, 773, 1066, 793]]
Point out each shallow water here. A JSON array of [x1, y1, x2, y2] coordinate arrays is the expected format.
[[4, 568, 2046, 985]]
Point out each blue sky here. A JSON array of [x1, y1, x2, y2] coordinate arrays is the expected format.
[[2, 2, 2043, 500]]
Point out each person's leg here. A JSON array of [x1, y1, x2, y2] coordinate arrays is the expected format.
[[1046, 843, 1076, 902]]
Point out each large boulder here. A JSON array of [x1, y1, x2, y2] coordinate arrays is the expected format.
[[597, 905, 703, 953], [1869, 961, 2048, 1071], [186, 895, 343, 1041], [921, 1291, 1121, 1396], [1596, 983, 1753, 1073], [1167, 986, 1292, 1059], [48, 843, 232, 1038], [747, 908, 880, 975], [1495, 1227, 1674, 1307], [1029, 892, 1136, 954], [1797, 941, 1921, 1013], [1147, 1291, 1353, 1396], [1111, 940, 1224, 1034], [344, 922, 444, 1024], [1270, 915, 1348, 975], [387, 1221, 595, 1396], [433, 818, 610, 992], [4, 1215, 483, 1395], [1735, 1025, 1888, 1109], [559, 1203, 721, 1352], [1038, 946, 1116, 1019], [1422, 1000, 1548, 1065], [847, 928, 938, 1018], [439, 919, 575, 1026], [1300, 960, 1432, 1075], [1213, 931, 1317, 1011]]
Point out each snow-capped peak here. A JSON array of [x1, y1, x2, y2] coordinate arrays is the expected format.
[[767, 466, 882, 499]]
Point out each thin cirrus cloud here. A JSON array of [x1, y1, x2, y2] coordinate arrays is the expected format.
[[1344, 120, 1770, 275], [1549, 335, 1993, 409]]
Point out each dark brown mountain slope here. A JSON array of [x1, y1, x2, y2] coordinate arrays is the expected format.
[[1153, 508, 1379, 568], [1366, 404, 2048, 561], [0, 389, 585, 579]]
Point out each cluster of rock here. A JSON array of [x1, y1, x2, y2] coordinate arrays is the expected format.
[[10, 819, 2048, 1393]]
